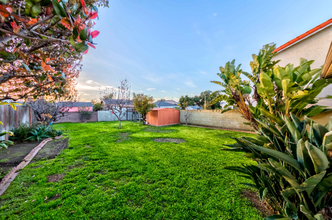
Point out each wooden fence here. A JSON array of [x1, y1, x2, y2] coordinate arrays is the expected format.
[[0, 105, 36, 140]]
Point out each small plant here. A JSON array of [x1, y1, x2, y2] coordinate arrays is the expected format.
[[26, 125, 52, 141], [0, 131, 14, 149]]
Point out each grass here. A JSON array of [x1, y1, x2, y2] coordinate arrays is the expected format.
[[0, 121, 263, 219]]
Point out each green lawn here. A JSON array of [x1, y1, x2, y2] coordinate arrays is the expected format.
[[0, 121, 263, 219]]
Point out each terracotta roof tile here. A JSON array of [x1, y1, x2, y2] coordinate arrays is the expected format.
[[273, 18, 332, 53]]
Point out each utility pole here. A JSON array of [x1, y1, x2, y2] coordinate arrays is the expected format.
[[204, 93, 206, 110]]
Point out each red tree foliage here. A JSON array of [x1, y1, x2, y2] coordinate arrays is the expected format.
[[0, 0, 108, 101]]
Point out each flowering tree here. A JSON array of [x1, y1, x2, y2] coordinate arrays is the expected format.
[[132, 93, 154, 125], [0, 0, 108, 101]]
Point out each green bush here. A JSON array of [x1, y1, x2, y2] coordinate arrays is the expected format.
[[93, 102, 103, 111], [10, 123, 62, 142], [213, 44, 332, 219], [78, 107, 93, 122], [9, 123, 38, 142]]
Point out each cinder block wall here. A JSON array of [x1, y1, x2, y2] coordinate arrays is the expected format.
[[180, 110, 252, 131]]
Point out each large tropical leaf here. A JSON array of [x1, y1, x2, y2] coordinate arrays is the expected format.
[[305, 141, 329, 174]]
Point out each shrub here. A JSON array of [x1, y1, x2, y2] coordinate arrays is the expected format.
[[9, 123, 38, 142], [213, 44, 332, 219], [10, 123, 62, 142], [93, 103, 103, 111], [78, 107, 92, 122]]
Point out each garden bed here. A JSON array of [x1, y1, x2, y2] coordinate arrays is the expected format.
[[0, 138, 68, 182]]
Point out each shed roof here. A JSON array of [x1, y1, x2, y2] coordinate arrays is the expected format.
[[151, 108, 178, 111], [273, 18, 332, 53]]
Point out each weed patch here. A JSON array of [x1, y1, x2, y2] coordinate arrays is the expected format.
[[47, 174, 65, 182]]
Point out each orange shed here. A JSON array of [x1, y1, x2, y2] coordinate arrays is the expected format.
[[146, 108, 180, 126]]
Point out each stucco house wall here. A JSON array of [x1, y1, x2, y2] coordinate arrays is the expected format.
[[272, 24, 332, 98]]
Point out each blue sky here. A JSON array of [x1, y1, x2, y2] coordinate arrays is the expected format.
[[78, 0, 332, 101]]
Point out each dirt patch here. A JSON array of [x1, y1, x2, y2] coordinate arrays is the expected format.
[[67, 160, 85, 170], [0, 141, 40, 166], [153, 138, 185, 144], [0, 141, 41, 181], [144, 127, 175, 133], [116, 133, 131, 142], [0, 138, 68, 182], [241, 189, 275, 217], [47, 194, 61, 202], [47, 174, 65, 182], [183, 124, 255, 134], [33, 138, 69, 161]]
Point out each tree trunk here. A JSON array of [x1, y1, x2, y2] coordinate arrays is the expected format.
[[118, 119, 121, 129], [142, 114, 146, 125]]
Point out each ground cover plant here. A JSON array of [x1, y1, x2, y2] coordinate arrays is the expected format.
[[1, 121, 264, 219]]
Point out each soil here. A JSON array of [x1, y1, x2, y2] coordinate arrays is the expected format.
[[0, 138, 69, 181], [33, 138, 69, 161], [144, 127, 175, 133], [0, 141, 41, 166], [241, 189, 275, 217], [153, 138, 186, 144], [47, 174, 65, 182], [182, 124, 255, 134], [116, 133, 131, 142]]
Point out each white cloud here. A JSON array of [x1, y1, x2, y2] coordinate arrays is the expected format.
[[86, 80, 99, 85], [142, 75, 162, 83], [160, 90, 166, 93], [199, 70, 207, 75], [184, 80, 196, 88], [213, 13, 217, 16], [147, 88, 156, 91], [176, 88, 181, 90]]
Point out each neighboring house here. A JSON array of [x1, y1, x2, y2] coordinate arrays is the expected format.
[[186, 106, 203, 110], [154, 100, 179, 109], [272, 18, 332, 107], [101, 99, 133, 108], [58, 102, 93, 112]]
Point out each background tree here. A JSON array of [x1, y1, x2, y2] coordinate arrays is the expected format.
[[132, 93, 154, 125], [91, 98, 103, 111], [178, 91, 220, 110], [0, 0, 108, 102], [102, 78, 131, 129]]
